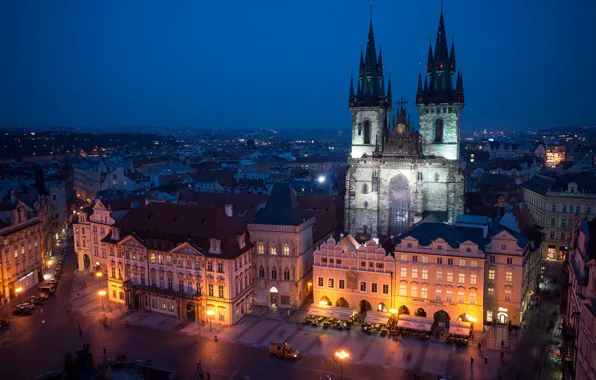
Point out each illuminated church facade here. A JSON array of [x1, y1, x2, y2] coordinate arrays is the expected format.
[[345, 9, 466, 238]]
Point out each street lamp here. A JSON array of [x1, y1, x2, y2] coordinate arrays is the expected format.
[[95, 272, 103, 288], [335, 350, 350, 380], [206, 310, 215, 331], [15, 287, 23, 303], [98, 290, 106, 310]]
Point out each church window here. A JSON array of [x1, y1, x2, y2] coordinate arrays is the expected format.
[[271, 267, 277, 279], [257, 241, 264, 254], [283, 268, 290, 280], [362, 183, 368, 194], [283, 244, 290, 256], [364, 201, 368, 208], [363, 120, 371, 144], [435, 173, 440, 183], [434, 119, 443, 143]]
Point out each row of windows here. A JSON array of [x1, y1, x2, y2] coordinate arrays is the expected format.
[[400, 254, 480, 267], [258, 266, 292, 280], [396, 284, 476, 304], [317, 277, 389, 294], [257, 241, 291, 256], [550, 204, 592, 214], [399, 268, 480, 284]]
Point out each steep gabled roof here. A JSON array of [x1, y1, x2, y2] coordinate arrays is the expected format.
[[252, 183, 307, 226]]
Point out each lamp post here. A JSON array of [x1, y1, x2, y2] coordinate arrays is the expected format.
[[389, 308, 398, 327], [95, 271, 103, 288], [334, 350, 349, 380], [98, 290, 106, 310], [15, 287, 23, 304], [206, 310, 215, 331]]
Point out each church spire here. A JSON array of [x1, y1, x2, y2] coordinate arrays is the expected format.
[[417, 73, 423, 95], [426, 42, 434, 73], [387, 71, 392, 102], [449, 39, 456, 73], [434, 10, 449, 63], [349, 71, 355, 106]]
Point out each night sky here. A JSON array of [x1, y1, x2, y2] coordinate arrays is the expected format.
[[1, 0, 594, 132]]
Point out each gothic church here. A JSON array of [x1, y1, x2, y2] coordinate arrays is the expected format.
[[345, 9, 465, 238]]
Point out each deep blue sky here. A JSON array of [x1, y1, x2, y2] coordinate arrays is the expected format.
[[1, 0, 594, 132]]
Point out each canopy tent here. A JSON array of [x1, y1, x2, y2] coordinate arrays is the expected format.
[[364, 311, 390, 325], [449, 320, 471, 336], [397, 315, 433, 332], [307, 305, 356, 321]]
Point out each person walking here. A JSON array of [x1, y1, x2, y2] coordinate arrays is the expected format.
[[78, 324, 82, 337], [103, 347, 107, 357], [470, 356, 474, 366], [485, 355, 488, 364], [206, 373, 210, 380]]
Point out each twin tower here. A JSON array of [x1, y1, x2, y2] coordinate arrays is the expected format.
[[345, 6, 466, 238]]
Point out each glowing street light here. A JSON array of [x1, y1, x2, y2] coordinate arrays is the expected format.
[[15, 287, 23, 303], [98, 290, 107, 310], [335, 350, 350, 380], [206, 310, 215, 331], [318, 175, 326, 183], [319, 300, 329, 306], [95, 271, 103, 288]]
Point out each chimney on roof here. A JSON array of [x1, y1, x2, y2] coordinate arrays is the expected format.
[[482, 223, 488, 239], [225, 204, 234, 217]]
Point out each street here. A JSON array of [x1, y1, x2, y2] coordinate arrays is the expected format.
[[0, 242, 566, 380]]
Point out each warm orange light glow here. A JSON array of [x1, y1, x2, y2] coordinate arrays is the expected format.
[[335, 350, 350, 360], [98, 290, 106, 296], [15, 287, 23, 294], [95, 272, 103, 278], [206, 310, 215, 316], [389, 308, 398, 314], [319, 300, 329, 306]]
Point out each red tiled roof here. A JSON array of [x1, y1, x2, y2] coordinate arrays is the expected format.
[[113, 202, 250, 258]]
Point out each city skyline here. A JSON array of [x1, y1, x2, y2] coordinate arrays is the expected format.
[[1, 0, 594, 131]]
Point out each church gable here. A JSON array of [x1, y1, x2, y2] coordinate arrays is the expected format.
[[94, 200, 107, 210]]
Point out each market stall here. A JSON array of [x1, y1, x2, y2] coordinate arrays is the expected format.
[[303, 305, 357, 330], [447, 320, 471, 346], [364, 311, 390, 325]]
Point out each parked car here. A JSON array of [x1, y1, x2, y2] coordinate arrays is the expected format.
[[34, 292, 49, 300], [30, 296, 44, 305], [38, 284, 57, 294], [13, 303, 34, 316]]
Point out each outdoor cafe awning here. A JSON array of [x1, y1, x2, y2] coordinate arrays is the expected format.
[[396, 315, 433, 332], [364, 311, 390, 325], [448, 320, 471, 336], [307, 305, 355, 321], [448, 326, 471, 336]]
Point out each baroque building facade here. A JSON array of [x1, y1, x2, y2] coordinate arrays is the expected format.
[[345, 10, 465, 238], [101, 202, 253, 326], [314, 214, 537, 332]]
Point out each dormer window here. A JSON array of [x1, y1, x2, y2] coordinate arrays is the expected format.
[[209, 239, 221, 254], [237, 235, 246, 249], [437, 245, 443, 251]]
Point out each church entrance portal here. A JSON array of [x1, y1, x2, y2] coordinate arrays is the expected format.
[[389, 175, 410, 236], [83, 254, 90, 270]]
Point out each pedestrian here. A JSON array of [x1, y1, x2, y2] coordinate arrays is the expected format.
[[500, 351, 504, 360], [501, 340, 504, 348], [470, 357, 474, 366], [206, 372, 210, 380], [103, 347, 107, 357], [478, 342, 481, 350], [196, 359, 201, 371], [78, 324, 82, 337], [67, 307, 70, 316], [485, 355, 488, 364]]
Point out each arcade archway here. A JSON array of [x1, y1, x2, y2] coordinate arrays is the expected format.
[[319, 295, 331, 306], [336, 297, 349, 308], [359, 300, 372, 313], [434, 310, 451, 328], [377, 302, 387, 312], [398, 305, 410, 316], [415, 308, 427, 317]]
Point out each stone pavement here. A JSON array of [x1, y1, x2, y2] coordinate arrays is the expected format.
[[112, 310, 509, 379], [69, 270, 126, 321]]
